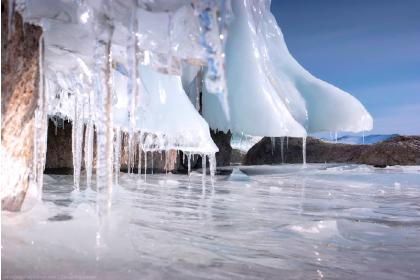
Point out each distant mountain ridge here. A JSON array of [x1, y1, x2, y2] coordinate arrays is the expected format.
[[321, 134, 399, 145]]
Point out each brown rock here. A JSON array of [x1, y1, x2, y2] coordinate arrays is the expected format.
[[210, 129, 232, 166], [244, 136, 420, 166], [231, 149, 245, 165], [360, 136, 420, 166], [1, 1, 42, 211], [45, 119, 75, 174]]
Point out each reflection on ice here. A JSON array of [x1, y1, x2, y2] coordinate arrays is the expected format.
[[2, 164, 420, 279]]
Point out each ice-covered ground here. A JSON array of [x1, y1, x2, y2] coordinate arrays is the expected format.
[[2, 164, 420, 279]]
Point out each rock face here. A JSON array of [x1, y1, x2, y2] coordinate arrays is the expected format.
[[231, 149, 245, 165], [356, 136, 420, 166], [45, 119, 180, 174], [210, 130, 232, 166], [1, 1, 43, 211], [244, 136, 420, 166], [45, 119, 74, 174]]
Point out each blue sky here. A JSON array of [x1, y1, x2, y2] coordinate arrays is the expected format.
[[271, 0, 420, 135]]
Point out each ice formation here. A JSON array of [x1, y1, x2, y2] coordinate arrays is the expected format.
[[9, 0, 372, 198], [203, 0, 372, 136]]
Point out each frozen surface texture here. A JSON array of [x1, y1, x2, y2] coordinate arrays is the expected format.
[[2, 164, 420, 279]]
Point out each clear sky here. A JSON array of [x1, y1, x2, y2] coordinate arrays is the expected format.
[[271, 0, 420, 135]]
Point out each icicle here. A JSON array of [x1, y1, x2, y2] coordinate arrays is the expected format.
[[72, 86, 84, 191], [144, 151, 147, 180], [187, 152, 192, 177], [280, 137, 284, 164], [113, 127, 121, 184], [151, 152, 154, 174], [7, 0, 15, 40], [33, 34, 48, 199], [93, 21, 114, 211], [126, 11, 136, 175], [105, 33, 114, 210], [302, 137, 307, 166], [138, 142, 142, 176], [270, 137, 276, 155], [202, 154, 207, 188], [209, 153, 216, 187], [362, 130, 365, 144], [286, 137, 289, 150], [164, 150, 167, 174], [334, 131, 338, 143], [84, 121, 94, 188]]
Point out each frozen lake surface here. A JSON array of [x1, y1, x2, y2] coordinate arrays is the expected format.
[[2, 164, 420, 279]]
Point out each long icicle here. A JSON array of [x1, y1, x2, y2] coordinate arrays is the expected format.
[[144, 151, 147, 181], [187, 152, 191, 177], [209, 153, 216, 187], [114, 127, 121, 184], [138, 139, 142, 176], [84, 79, 95, 189], [127, 11, 136, 174], [151, 152, 154, 174], [93, 23, 114, 215], [7, 0, 15, 40], [302, 136, 307, 166], [104, 27, 114, 210], [72, 85, 84, 191], [84, 120, 94, 188], [270, 137, 275, 155], [202, 154, 207, 189], [33, 34, 48, 200]]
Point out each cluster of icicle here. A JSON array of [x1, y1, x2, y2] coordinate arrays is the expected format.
[[9, 0, 373, 206], [10, 0, 231, 203]]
